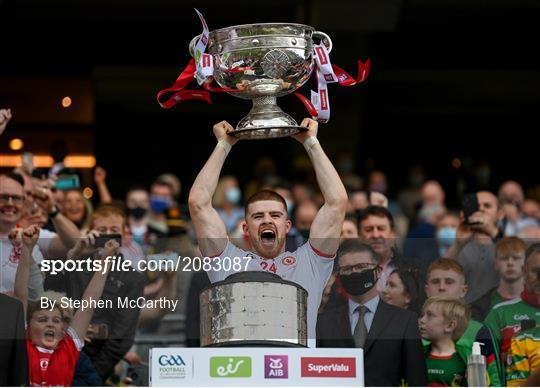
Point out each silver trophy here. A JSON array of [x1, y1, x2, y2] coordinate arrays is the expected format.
[[189, 23, 332, 139]]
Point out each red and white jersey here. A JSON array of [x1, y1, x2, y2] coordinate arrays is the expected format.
[[27, 327, 83, 387], [208, 241, 335, 347]]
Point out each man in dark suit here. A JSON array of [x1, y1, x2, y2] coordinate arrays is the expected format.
[[0, 293, 29, 386], [317, 239, 427, 386]]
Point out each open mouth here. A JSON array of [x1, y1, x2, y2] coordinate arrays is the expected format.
[[260, 229, 276, 246], [0, 207, 17, 216], [44, 329, 56, 340]]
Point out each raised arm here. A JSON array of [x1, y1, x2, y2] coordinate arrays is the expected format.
[[11, 225, 40, 314], [94, 166, 113, 204], [34, 187, 80, 258], [293, 119, 348, 256], [0, 108, 12, 136], [70, 238, 117, 342], [188, 121, 238, 257]]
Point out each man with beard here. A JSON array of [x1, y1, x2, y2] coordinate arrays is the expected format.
[[316, 239, 426, 386], [189, 118, 348, 346]]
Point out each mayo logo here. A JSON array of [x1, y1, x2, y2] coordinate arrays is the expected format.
[[210, 357, 251, 378], [301, 357, 356, 378], [264, 355, 288, 379], [159, 355, 185, 366]]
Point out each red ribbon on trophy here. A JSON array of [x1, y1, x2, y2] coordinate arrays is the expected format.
[[156, 9, 370, 123]]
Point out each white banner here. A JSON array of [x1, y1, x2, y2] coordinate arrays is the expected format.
[[150, 347, 364, 387]]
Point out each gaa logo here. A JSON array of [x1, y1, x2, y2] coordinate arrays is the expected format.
[[159, 355, 186, 367]]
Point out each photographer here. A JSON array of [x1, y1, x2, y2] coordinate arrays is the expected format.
[[446, 191, 502, 303]]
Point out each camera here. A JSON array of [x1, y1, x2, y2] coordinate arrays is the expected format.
[[461, 194, 479, 225], [93, 234, 122, 248]]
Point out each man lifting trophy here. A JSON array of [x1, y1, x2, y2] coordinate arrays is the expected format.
[[163, 11, 361, 348], [189, 117, 348, 347]]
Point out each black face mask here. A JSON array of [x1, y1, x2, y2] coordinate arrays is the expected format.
[[339, 268, 378, 296], [127, 206, 147, 220]]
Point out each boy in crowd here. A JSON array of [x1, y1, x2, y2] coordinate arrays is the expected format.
[[10, 223, 115, 386], [425, 258, 502, 385], [419, 296, 471, 386], [471, 236, 526, 321]]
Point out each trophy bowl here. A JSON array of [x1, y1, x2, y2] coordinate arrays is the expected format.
[[200, 271, 308, 347], [190, 23, 332, 139]]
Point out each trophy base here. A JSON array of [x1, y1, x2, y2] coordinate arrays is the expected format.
[[232, 95, 307, 140]]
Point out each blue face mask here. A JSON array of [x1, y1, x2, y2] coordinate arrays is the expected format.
[[150, 196, 171, 214], [437, 227, 457, 247], [225, 187, 241, 205]]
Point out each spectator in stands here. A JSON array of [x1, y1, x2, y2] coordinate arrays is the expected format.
[[381, 266, 425, 316], [471, 237, 526, 321]]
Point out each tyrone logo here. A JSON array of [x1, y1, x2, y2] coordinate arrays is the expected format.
[[282, 256, 296, 266]]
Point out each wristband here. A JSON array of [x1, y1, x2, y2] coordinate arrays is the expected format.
[[303, 136, 319, 151], [216, 139, 232, 155], [48, 206, 60, 219]]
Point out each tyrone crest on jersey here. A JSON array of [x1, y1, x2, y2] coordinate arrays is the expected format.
[[282, 256, 296, 267]]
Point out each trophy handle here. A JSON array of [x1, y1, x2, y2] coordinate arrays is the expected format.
[[313, 31, 333, 53], [188, 35, 200, 57]]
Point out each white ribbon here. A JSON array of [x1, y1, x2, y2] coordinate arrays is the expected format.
[[193, 9, 212, 85], [311, 44, 337, 122]]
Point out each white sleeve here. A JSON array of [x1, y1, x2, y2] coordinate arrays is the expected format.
[[37, 229, 56, 259], [206, 240, 249, 283], [67, 326, 85, 351], [295, 243, 334, 289]]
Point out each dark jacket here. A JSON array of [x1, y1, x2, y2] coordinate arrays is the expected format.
[[0, 294, 28, 386], [317, 299, 427, 386], [45, 257, 146, 380], [72, 350, 102, 386]]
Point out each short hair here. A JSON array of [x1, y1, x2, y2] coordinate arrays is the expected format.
[[90, 204, 127, 230], [336, 239, 380, 264], [357, 205, 394, 229], [0, 172, 24, 187], [525, 243, 540, 264], [496, 236, 528, 258], [426, 258, 466, 282], [245, 189, 287, 216], [27, 291, 69, 325], [422, 296, 471, 341]]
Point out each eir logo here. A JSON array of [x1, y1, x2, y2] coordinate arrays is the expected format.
[[315, 46, 328, 65]]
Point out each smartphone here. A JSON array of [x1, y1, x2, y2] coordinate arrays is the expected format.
[[55, 175, 80, 191], [462, 193, 479, 224], [94, 234, 122, 248]]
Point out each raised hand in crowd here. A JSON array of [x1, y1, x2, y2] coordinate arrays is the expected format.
[[0, 108, 12, 136], [94, 166, 113, 204], [10, 224, 40, 311]]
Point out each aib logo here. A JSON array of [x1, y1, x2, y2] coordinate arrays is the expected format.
[[159, 355, 185, 367], [210, 357, 252, 378], [264, 355, 288, 379]]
